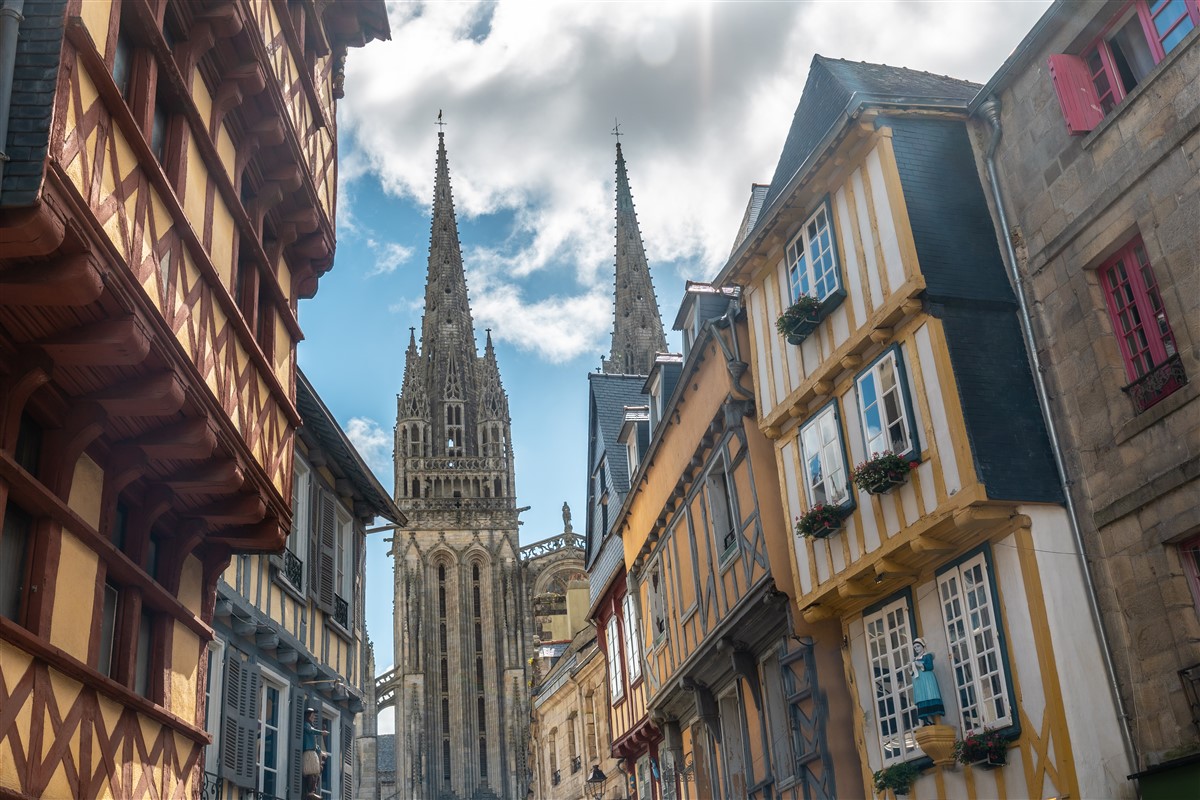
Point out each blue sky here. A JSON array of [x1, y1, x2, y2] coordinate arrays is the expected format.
[[295, 0, 1053, 693]]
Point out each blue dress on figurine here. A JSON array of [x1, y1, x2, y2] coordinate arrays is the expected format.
[[911, 638, 945, 723]]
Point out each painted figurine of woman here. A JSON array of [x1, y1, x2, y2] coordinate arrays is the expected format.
[[302, 708, 327, 800], [911, 638, 945, 724]]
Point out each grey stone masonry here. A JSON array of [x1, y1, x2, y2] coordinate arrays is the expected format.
[[969, 7, 1199, 771], [602, 142, 668, 375]]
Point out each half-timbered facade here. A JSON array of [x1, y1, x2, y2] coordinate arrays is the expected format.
[[968, 2, 1200, 795], [717, 55, 1132, 799], [0, 1, 386, 797], [585, 141, 667, 799], [202, 370, 403, 800], [617, 282, 864, 800]]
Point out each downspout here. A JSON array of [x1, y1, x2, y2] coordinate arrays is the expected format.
[[977, 95, 1137, 772], [0, 0, 26, 202]]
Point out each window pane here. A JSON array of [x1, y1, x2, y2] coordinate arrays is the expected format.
[[1151, 0, 1195, 53], [0, 505, 32, 621], [135, 610, 153, 696], [98, 583, 119, 677]]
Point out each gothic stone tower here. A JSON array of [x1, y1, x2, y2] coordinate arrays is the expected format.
[[602, 141, 668, 375], [392, 133, 528, 800]]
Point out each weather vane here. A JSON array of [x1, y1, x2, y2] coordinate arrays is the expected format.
[[612, 118, 622, 143], [437, 109, 446, 132]]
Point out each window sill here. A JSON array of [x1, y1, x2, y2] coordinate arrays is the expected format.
[[1083, 27, 1199, 150], [1115, 376, 1198, 446]]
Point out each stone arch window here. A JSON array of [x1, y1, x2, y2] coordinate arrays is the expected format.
[[471, 559, 488, 781], [437, 561, 451, 784]]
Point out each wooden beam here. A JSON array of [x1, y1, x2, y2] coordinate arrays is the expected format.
[[0, 254, 103, 306], [192, 495, 267, 526], [874, 558, 917, 579], [209, 518, 286, 551], [37, 317, 150, 366], [838, 579, 879, 599], [869, 327, 893, 345], [129, 418, 216, 461], [162, 460, 245, 494], [87, 371, 186, 417], [910, 533, 956, 554], [801, 604, 835, 623]]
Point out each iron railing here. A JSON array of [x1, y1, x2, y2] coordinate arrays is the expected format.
[[282, 548, 303, 589], [571, 755, 581, 773], [551, 770, 561, 786], [334, 594, 349, 628], [1181, 662, 1200, 736], [1123, 353, 1187, 412], [199, 772, 223, 800]]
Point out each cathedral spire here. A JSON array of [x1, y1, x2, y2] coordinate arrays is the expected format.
[[421, 131, 477, 358], [603, 140, 667, 375]]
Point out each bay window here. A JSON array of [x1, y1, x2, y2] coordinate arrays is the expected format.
[[799, 402, 851, 509], [855, 348, 918, 461], [786, 200, 842, 305], [864, 594, 919, 765], [607, 614, 625, 703]]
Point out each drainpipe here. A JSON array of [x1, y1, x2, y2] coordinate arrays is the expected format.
[[977, 95, 1138, 772], [0, 0, 26, 203]]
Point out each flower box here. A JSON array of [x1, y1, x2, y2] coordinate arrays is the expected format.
[[777, 296, 822, 344], [955, 728, 1013, 770], [872, 761, 920, 797], [794, 504, 846, 539], [851, 452, 918, 495]]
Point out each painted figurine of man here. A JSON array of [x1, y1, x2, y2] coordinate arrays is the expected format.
[[911, 638, 945, 724], [302, 707, 327, 800]]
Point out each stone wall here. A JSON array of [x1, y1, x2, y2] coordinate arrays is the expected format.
[[970, 15, 1200, 767]]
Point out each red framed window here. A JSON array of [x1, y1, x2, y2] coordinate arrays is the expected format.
[[1049, 0, 1199, 134], [1098, 237, 1186, 411]]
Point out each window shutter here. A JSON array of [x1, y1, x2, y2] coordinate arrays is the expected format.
[[220, 651, 242, 784], [319, 490, 337, 611], [288, 690, 307, 800], [239, 661, 262, 789], [309, 486, 321, 599], [342, 721, 355, 800], [1047, 54, 1105, 135]]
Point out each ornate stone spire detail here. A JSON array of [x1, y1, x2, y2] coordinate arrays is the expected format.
[[602, 140, 667, 375], [478, 330, 509, 422], [398, 328, 426, 419]]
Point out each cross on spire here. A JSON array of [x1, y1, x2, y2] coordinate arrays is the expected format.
[[436, 109, 446, 131], [612, 118, 622, 143]]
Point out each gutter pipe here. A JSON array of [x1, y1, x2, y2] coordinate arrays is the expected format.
[[0, 0, 25, 203], [977, 95, 1138, 773]]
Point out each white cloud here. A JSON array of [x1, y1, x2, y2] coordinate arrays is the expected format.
[[344, 416, 392, 484], [339, 0, 1051, 362], [366, 239, 416, 277]]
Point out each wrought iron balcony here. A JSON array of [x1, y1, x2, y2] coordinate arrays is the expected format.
[[571, 755, 581, 773], [199, 772, 222, 800], [334, 594, 349, 628], [551, 770, 561, 786], [1123, 353, 1187, 413], [1181, 662, 1200, 736], [282, 548, 303, 589]]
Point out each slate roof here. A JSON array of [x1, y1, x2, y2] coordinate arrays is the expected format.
[[297, 370, 406, 524], [0, 0, 67, 207], [756, 55, 981, 227], [588, 373, 649, 495], [376, 734, 396, 774], [730, 184, 769, 256]]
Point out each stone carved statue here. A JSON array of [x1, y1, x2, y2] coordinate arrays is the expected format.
[[562, 501, 573, 532], [911, 637, 945, 724]]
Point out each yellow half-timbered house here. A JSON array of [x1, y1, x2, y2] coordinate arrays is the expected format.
[[617, 282, 865, 800], [0, 1, 386, 797], [717, 56, 1132, 799]]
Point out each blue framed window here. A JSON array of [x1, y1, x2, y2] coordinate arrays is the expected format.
[[855, 347, 919, 461], [863, 591, 920, 765], [786, 200, 842, 304], [799, 402, 852, 509], [935, 547, 1016, 735]]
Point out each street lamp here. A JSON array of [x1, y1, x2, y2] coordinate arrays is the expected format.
[[585, 765, 606, 800]]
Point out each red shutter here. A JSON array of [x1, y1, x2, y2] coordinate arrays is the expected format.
[[1047, 54, 1105, 135]]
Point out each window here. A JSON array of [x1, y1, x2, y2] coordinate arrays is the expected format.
[[799, 403, 851, 509], [1182, 536, 1200, 615], [1049, 0, 1199, 133], [258, 680, 285, 797], [97, 582, 119, 677], [111, 32, 133, 99], [623, 593, 643, 682], [286, 458, 310, 591], [936, 550, 1014, 735], [864, 595, 919, 765], [202, 639, 225, 776], [606, 614, 625, 703], [1098, 236, 1186, 411], [786, 200, 842, 305], [647, 562, 667, 645], [855, 349, 918, 461], [446, 403, 464, 457], [134, 608, 155, 698], [334, 507, 353, 627], [0, 503, 32, 623], [705, 453, 738, 561]]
